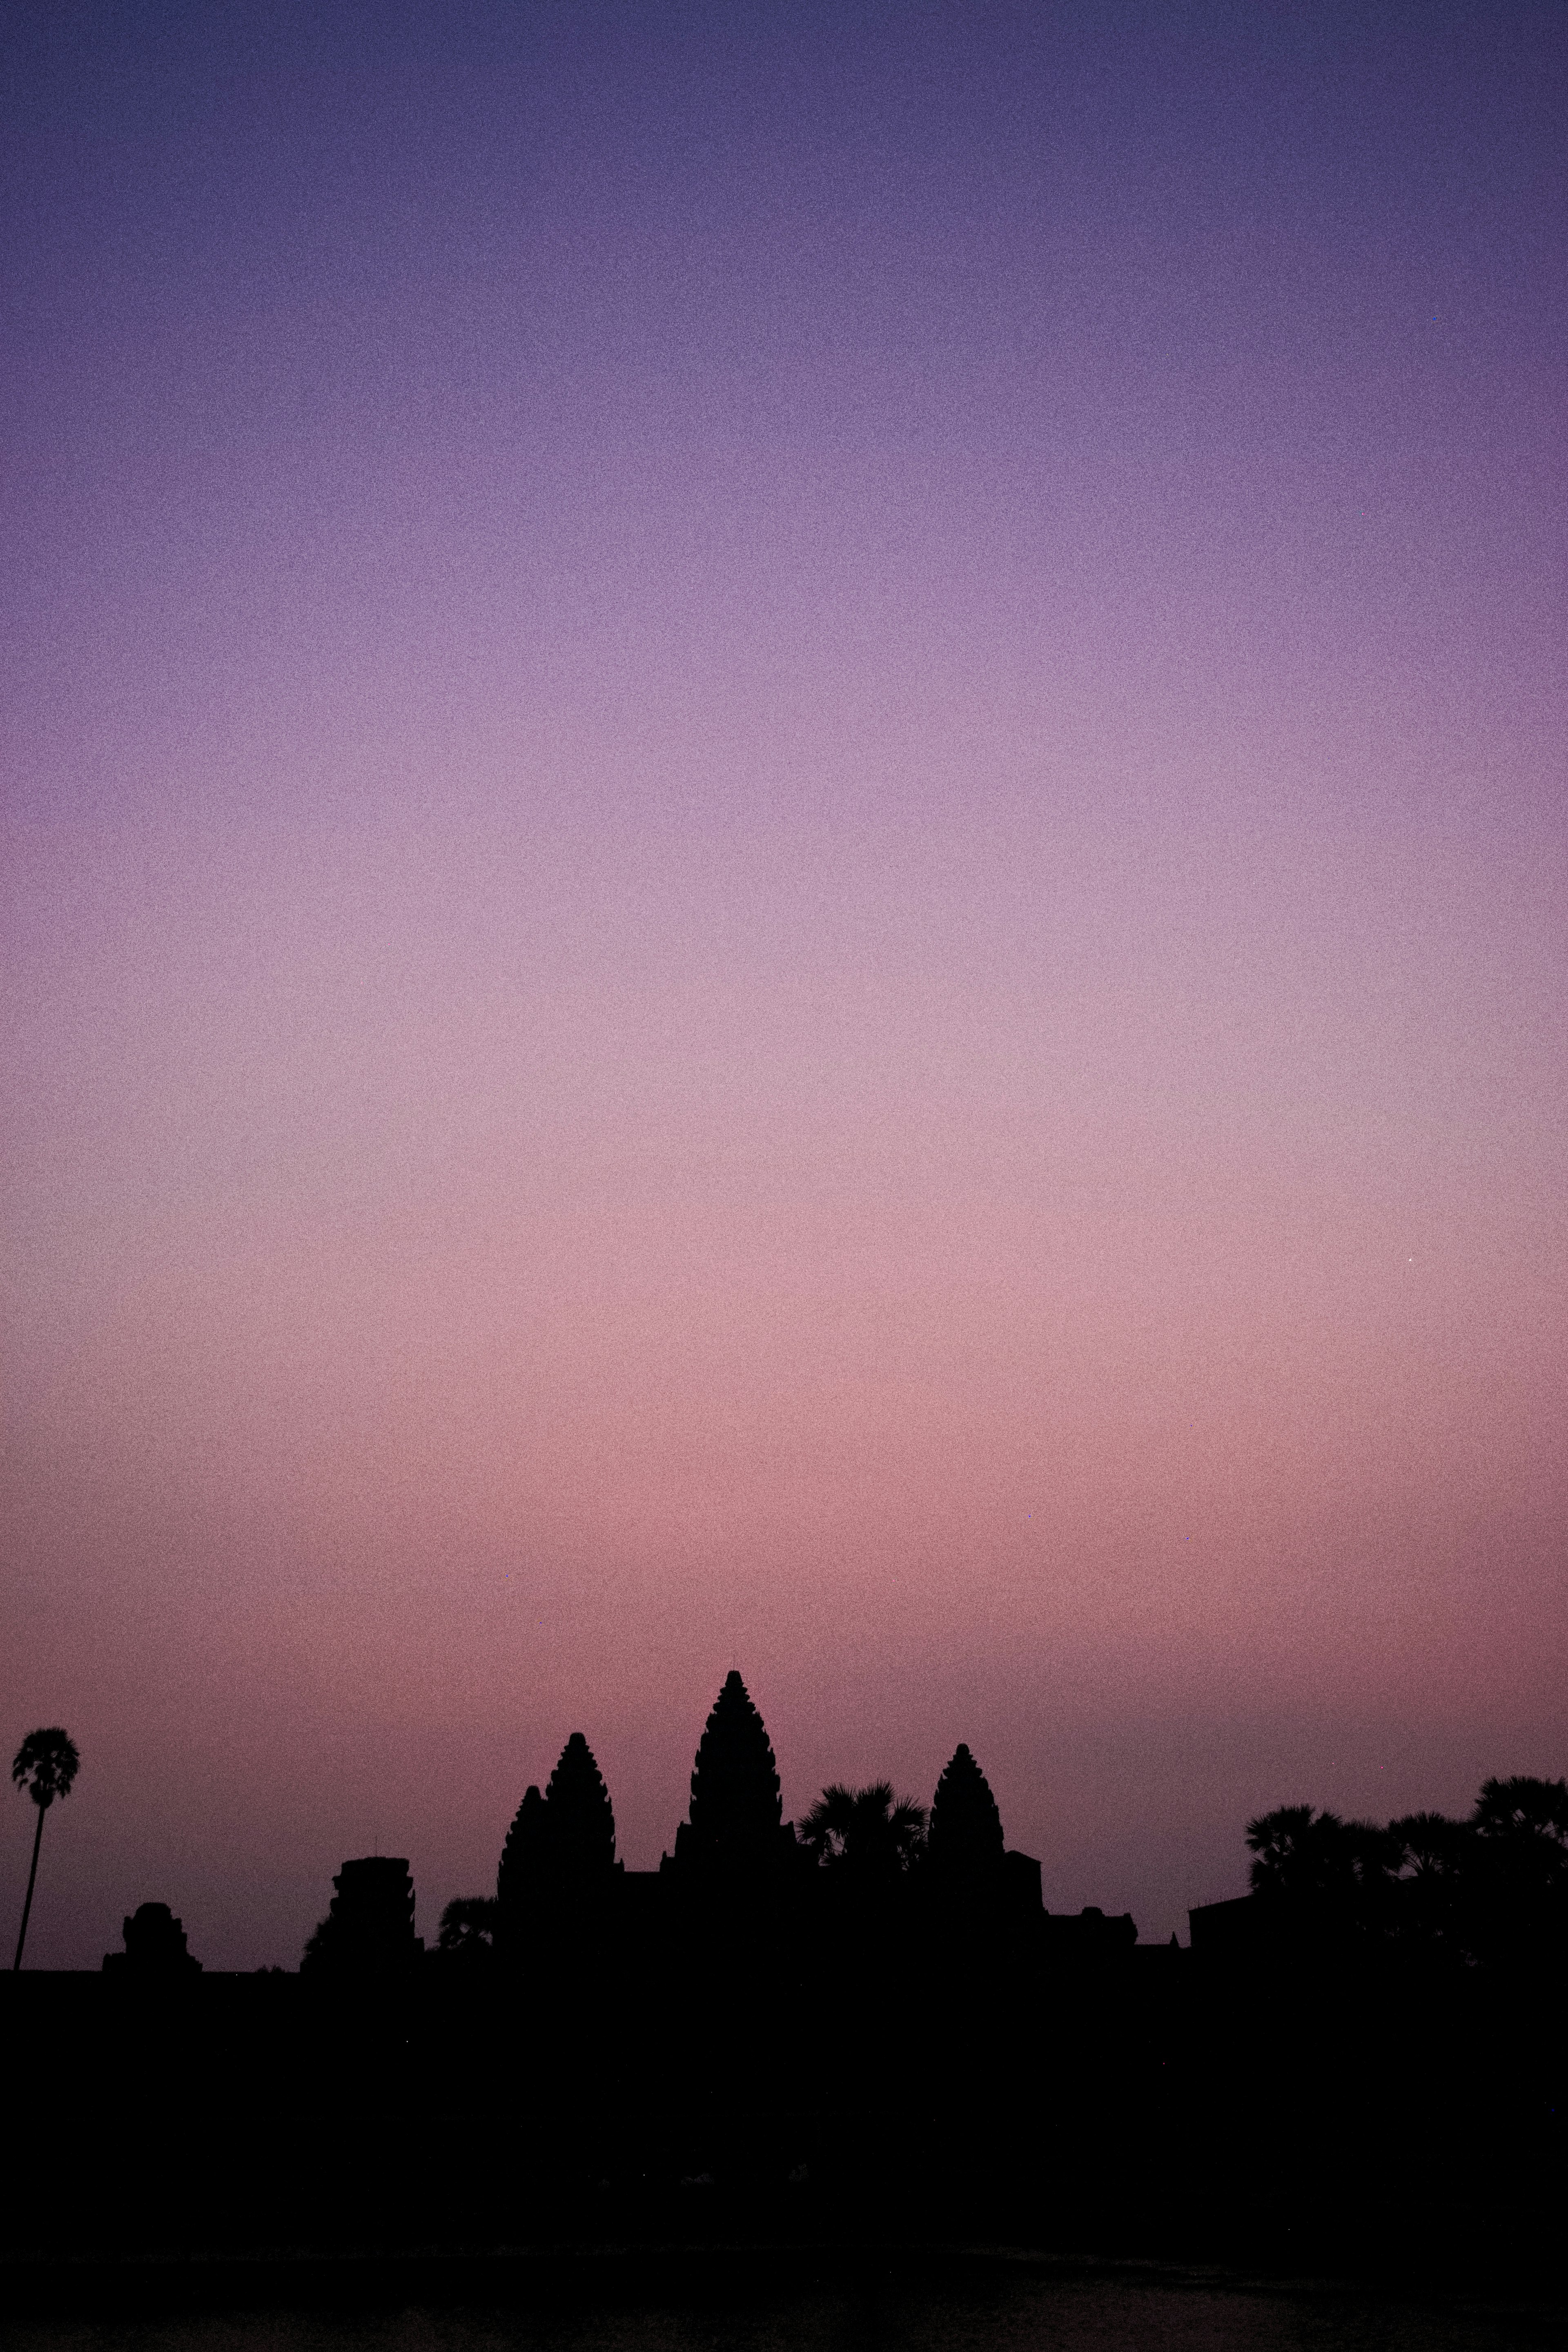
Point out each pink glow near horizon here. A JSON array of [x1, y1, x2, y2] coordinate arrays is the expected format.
[[3, 4, 1565, 1965]]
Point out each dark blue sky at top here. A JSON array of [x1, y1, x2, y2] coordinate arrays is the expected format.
[[7, 4, 1561, 334], [7, 1, 1561, 447], [5, 2, 1563, 841]]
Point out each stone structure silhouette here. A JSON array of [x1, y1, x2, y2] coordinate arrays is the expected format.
[[29, 1675, 1568, 2280], [301, 1855, 423, 1976], [497, 1734, 618, 1947], [102, 1900, 202, 1974], [497, 1782, 548, 1924], [668, 1670, 798, 1880], [927, 1742, 1007, 1882], [543, 1731, 617, 1882]]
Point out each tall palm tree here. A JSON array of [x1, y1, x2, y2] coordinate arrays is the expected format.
[[11, 1728, 80, 1971]]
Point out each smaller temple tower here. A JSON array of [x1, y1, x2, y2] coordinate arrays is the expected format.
[[102, 1900, 203, 1974], [301, 1856, 423, 1976], [497, 1732, 619, 1949]]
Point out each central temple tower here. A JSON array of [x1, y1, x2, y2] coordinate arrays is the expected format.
[[667, 1670, 800, 1883]]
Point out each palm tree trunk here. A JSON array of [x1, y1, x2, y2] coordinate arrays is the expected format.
[[12, 1802, 46, 1971]]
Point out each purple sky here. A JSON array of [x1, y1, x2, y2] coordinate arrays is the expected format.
[[4, 2, 1565, 1967]]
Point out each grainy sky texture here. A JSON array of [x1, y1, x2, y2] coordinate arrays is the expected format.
[[4, 2, 1565, 1966]]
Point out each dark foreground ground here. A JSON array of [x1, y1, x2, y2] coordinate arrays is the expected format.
[[6, 2249, 1566, 2352], [4, 1897, 1564, 2332]]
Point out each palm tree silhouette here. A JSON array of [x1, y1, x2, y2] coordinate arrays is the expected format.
[[799, 1782, 927, 1885], [437, 1895, 500, 1952], [11, 1727, 80, 1970]]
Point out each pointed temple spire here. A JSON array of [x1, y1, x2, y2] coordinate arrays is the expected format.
[[671, 1670, 794, 1880], [497, 1733, 618, 1941], [927, 1742, 1007, 1882], [497, 1783, 547, 1914], [544, 1731, 617, 1880]]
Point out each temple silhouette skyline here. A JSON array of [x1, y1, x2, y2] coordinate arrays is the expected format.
[[5, 1668, 1563, 2283], [73, 1666, 1564, 1989], [288, 1669, 1117, 1980]]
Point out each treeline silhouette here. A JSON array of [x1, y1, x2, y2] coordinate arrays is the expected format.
[[4, 1676, 1565, 2285], [1238, 1779, 1568, 1972]]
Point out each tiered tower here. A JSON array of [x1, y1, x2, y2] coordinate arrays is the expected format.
[[301, 1856, 423, 1976], [668, 1670, 799, 1882], [927, 1742, 1007, 1882], [497, 1731, 619, 1946]]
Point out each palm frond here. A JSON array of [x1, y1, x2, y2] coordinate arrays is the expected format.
[[11, 1728, 80, 1807]]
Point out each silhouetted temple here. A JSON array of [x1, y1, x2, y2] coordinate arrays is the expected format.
[[477, 1675, 1078, 1970], [9, 1676, 1564, 2278], [928, 1740, 1004, 1876], [667, 1669, 800, 1882], [301, 1855, 423, 1976], [458, 1676, 1147, 1983], [102, 1900, 202, 1975], [497, 1730, 620, 1949]]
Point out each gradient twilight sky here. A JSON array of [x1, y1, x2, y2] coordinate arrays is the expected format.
[[4, 2, 1565, 1967]]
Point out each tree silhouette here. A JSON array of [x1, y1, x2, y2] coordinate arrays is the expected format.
[[1472, 1774, 1568, 1851], [800, 1782, 927, 1886], [927, 1744, 1005, 1884], [1241, 1784, 1568, 1966], [1245, 1802, 1319, 1892], [1390, 1809, 1473, 1880], [11, 1727, 80, 1970], [1246, 1804, 1402, 1941], [1389, 1809, 1474, 1958], [1468, 1775, 1568, 1967], [437, 1895, 499, 1952]]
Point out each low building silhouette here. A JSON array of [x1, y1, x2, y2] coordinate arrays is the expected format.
[[1187, 1891, 1271, 1960], [1040, 1901, 1137, 1958]]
